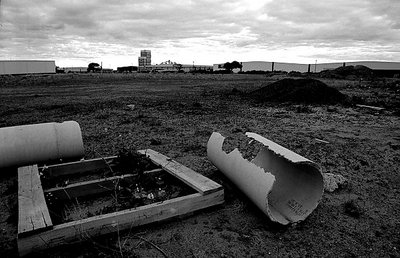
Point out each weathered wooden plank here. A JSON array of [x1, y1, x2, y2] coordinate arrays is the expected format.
[[18, 165, 53, 236], [18, 190, 224, 256], [356, 104, 385, 111], [40, 156, 117, 177], [138, 149, 223, 194], [18, 151, 225, 256], [44, 168, 163, 200]]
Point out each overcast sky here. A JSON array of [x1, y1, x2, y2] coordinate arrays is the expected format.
[[1, 0, 399, 68]]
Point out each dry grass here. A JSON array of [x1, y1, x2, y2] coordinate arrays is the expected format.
[[0, 73, 399, 257]]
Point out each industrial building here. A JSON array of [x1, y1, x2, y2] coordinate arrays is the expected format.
[[0, 60, 56, 75], [137, 50, 212, 73], [117, 66, 138, 73], [62, 67, 87, 73], [138, 50, 152, 72], [150, 60, 212, 73], [213, 61, 400, 76]]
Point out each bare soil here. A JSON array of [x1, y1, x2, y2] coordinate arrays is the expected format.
[[248, 78, 349, 104], [0, 73, 399, 257]]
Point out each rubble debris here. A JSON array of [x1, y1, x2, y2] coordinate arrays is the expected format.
[[323, 173, 347, 192], [207, 132, 324, 225]]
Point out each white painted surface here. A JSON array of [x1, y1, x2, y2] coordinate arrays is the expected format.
[[207, 132, 324, 225], [213, 61, 400, 73], [0, 60, 56, 75], [0, 121, 84, 168]]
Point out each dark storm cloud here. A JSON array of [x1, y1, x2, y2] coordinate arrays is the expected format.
[[1, 0, 399, 65], [256, 0, 400, 44]]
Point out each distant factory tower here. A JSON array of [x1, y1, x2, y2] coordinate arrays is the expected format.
[[138, 50, 151, 72]]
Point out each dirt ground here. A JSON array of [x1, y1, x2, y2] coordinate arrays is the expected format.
[[0, 73, 399, 257]]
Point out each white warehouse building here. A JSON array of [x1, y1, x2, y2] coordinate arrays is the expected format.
[[0, 60, 56, 75], [213, 61, 400, 74]]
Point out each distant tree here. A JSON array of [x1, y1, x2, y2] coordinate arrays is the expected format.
[[87, 62, 101, 72], [223, 62, 232, 72], [55, 66, 65, 73], [223, 61, 243, 73], [231, 61, 243, 71]]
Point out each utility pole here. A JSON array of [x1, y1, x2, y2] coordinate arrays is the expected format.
[[314, 60, 317, 73]]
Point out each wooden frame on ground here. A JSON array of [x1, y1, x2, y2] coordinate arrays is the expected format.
[[17, 149, 224, 256]]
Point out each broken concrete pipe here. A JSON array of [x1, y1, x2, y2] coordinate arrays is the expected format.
[[0, 121, 84, 168], [207, 132, 324, 225]]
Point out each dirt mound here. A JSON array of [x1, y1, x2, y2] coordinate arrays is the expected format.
[[319, 65, 374, 80], [249, 78, 348, 104]]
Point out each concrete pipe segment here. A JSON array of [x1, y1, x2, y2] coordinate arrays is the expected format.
[[207, 132, 324, 225], [0, 121, 84, 168]]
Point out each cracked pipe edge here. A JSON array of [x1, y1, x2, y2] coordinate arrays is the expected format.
[[246, 132, 324, 223], [208, 132, 324, 225], [207, 132, 281, 223]]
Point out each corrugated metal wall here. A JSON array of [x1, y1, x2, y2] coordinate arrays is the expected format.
[[0, 60, 56, 75], [214, 61, 400, 73], [274, 62, 309, 73]]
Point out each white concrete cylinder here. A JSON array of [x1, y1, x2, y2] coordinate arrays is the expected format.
[[207, 132, 324, 225], [0, 121, 84, 168]]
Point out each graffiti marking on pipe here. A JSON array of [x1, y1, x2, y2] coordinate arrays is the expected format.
[[287, 199, 308, 216]]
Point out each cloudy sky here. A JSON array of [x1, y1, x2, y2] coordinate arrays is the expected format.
[[1, 0, 399, 68]]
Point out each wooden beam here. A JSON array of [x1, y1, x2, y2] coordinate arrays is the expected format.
[[355, 104, 385, 111], [18, 165, 53, 236], [18, 190, 224, 256], [40, 156, 117, 177], [44, 168, 163, 200], [138, 149, 223, 194], [18, 150, 225, 256]]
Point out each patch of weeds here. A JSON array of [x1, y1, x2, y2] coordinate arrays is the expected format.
[[160, 126, 175, 133], [144, 118, 162, 126], [327, 106, 338, 112], [351, 95, 365, 104], [344, 200, 363, 218], [0, 107, 29, 116], [182, 142, 204, 153], [237, 234, 252, 245], [46, 148, 197, 225], [114, 148, 159, 175], [118, 116, 136, 125], [136, 112, 146, 119], [95, 110, 111, 120], [149, 138, 162, 145], [172, 232, 183, 241], [393, 108, 400, 117], [3, 179, 17, 195], [194, 129, 211, 137], [231, 127, 243, 133], [5, 196, 18, 223], [220, 232, 234, 241], [230, 87, 244, 96], [34, 100, 125, 116], [295, 105, 313, 113], [192, 102, 202, 108]]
